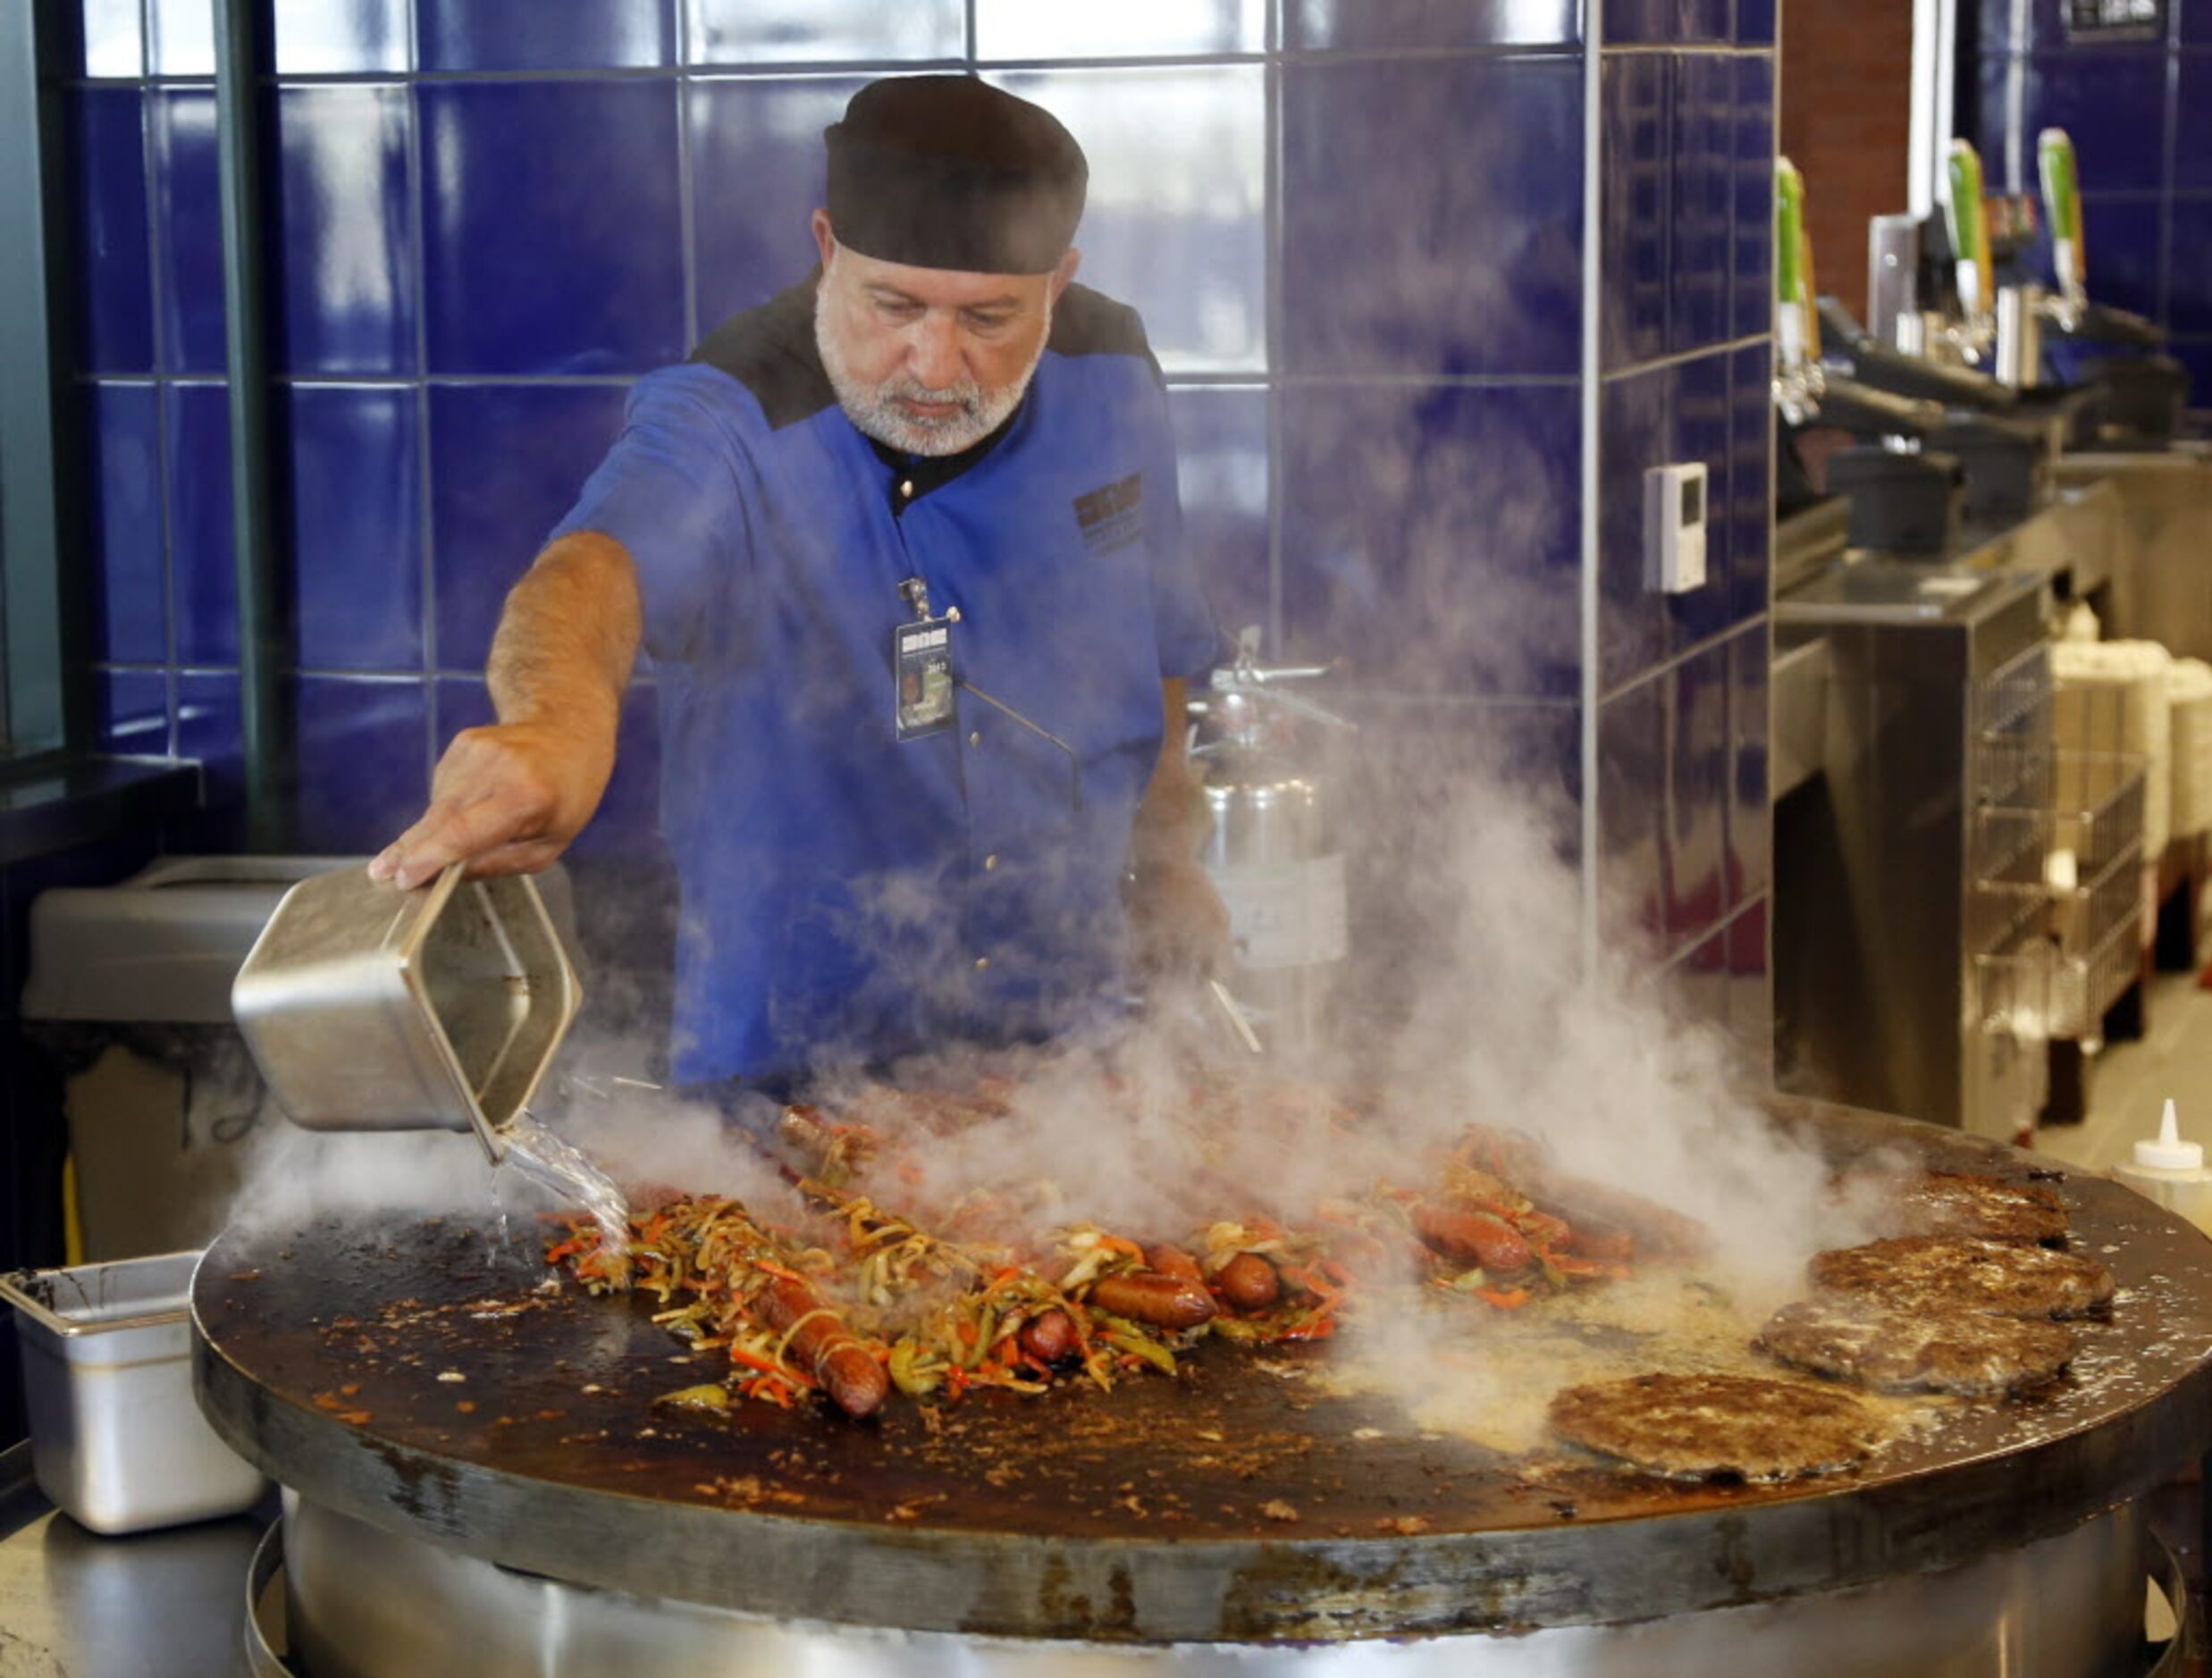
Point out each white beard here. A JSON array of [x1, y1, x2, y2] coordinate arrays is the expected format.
[[815, 285, 1047, 457]]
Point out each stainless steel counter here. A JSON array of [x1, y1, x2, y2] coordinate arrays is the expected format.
[[2059, 444, 2212, 658], [0, 1442, 270, 1677]]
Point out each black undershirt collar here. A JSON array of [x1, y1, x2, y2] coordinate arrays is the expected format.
[[868, 400, 1022, 517]]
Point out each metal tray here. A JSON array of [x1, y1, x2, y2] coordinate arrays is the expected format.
[[231, 862, 581, 1162], [2, 1251, 266, 1534]]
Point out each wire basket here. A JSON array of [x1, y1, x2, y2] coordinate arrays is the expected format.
[[1977, 750, 2148, 1039]]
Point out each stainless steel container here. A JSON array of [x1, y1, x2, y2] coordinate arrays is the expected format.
[[2, 1251, 265, 1534], [1996, 284, 2043, 390], [230, 863, 579, 1162]]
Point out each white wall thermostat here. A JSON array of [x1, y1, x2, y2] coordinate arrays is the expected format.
[[1644, 461, 1710, 594]]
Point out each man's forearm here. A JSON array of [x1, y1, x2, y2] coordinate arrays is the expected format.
[[488, 531, 643, 741], [1131, 677, 1207, 872]]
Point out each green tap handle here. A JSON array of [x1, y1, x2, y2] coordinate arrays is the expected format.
[[2038, 127, 2085, 298], [1945, 140, 1987, 266], [1776, 157, 1806, 306], [1945, 139, 1991, 317], [1775, 158, 1815, 369]]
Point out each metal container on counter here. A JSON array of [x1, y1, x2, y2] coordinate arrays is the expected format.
[[230, 862, 580, 1162], [1194, 632, 1350, 1061], [1, 1251, 266, 1534]]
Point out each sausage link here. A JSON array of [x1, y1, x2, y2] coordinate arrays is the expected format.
[[760, 1276, 888, 1417], [1088, 1271, 1217, 1330], [1215, 1252, 1282, 1312], [1542, 1178, 1709, 1262], [1145, 1244, 1207, 1287], [1412, 1204, 1532, 1274], [1018, 1307, 1076, 1364]]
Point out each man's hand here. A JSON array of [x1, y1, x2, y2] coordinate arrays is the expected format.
[[369, 721, 614, 890], [1127, 855, 1232, 982], [373, 532, 642, 891]]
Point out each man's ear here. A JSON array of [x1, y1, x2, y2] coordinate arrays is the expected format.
[[812, 209, 837, 272], [1047, 246, 1081, 304]]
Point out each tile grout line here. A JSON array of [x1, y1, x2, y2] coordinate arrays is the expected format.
[[1262, 13, 1284, 655], [674, 15, 699, 350], [138, 26, 184, 761], [1581, 12, 1605, 977], [406, 0, 439, 798]]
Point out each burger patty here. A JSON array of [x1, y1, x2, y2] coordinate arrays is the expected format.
[[1547, 1372, 1883, 1482], [1808, 1236, 2115, 1320], [1854, 1170, 2071, 1245], [1755, 1296, 2077, 1397]]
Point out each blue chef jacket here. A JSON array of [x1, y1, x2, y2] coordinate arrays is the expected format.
[[551, 276, 1218, 1090]]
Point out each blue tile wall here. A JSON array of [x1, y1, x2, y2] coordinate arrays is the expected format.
[[147, 0, 214, 78], [284, 386, 422, 671], [976, 2, 1266, 57], [1281, 382, 1582, 698], [428, 383, 629, 671], [97, 670, 169, 757], [151, 89, 225, 375], [164, 382, 237, 667], [686, 0, 964, 65], [688, 74, 865, 325], [421, 81, 686, 376], [273, 0, 409, 76], [1283, 0, 1583, 50], [291, 677, 429, 854], [1165, 386, 1271, 642], [1728, 619, 1770, 909], [273, 86, 416, 376], [416, 0, 675, 72], [85, 382, 165, 666], [1594, 26, 1774, 970], [1730, 54, 1776, 344], [992, 65, 1267, 374], [1283, 54, 1583, 378], [63, 2, 1776, 1018], [77, 0, 144, 78], [1972, 4, 2212, 408], [73, 89, 153, 373]]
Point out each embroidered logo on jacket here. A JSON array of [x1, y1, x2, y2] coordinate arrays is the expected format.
[[1072, 471, 1145, 556]]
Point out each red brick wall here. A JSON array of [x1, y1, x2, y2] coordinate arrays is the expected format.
[[1779, 0, 1914, 321]]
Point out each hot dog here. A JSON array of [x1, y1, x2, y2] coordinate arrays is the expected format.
[[760, 1275, 889, 1417], [1088, 1271, 1217, 1330]]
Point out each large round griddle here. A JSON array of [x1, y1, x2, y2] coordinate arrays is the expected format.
[[192, 1102, 2212, 1642]]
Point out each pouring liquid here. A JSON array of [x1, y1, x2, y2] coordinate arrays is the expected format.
[[497, 1110, 633, 1267]]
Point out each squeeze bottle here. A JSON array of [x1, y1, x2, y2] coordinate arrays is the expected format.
[[2111, 1099, 2212, 1235]]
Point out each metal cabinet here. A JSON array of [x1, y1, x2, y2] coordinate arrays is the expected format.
[[1775, 564, 2055, 1141]]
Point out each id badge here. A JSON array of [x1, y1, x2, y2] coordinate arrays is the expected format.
[[893, 617, 956, 740]]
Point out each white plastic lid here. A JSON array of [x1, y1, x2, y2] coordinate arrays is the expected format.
[[2135, 1098, 2204, 1171]]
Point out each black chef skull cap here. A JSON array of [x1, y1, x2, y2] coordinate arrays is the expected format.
[[824, 76, 1088, 276]]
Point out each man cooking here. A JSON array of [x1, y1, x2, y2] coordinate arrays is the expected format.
[[370, 75, 1225, 1101]]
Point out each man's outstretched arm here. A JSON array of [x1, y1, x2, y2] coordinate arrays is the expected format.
[[370, 531, 642, 889]]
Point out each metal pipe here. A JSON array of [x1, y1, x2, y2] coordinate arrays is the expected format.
[[0, 4, 87, 759], [213, 0, 291, 849]]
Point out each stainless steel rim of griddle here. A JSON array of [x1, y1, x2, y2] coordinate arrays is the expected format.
[[251, 1496, 2188, 1678], [191, 1101, 2212, 1645]]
